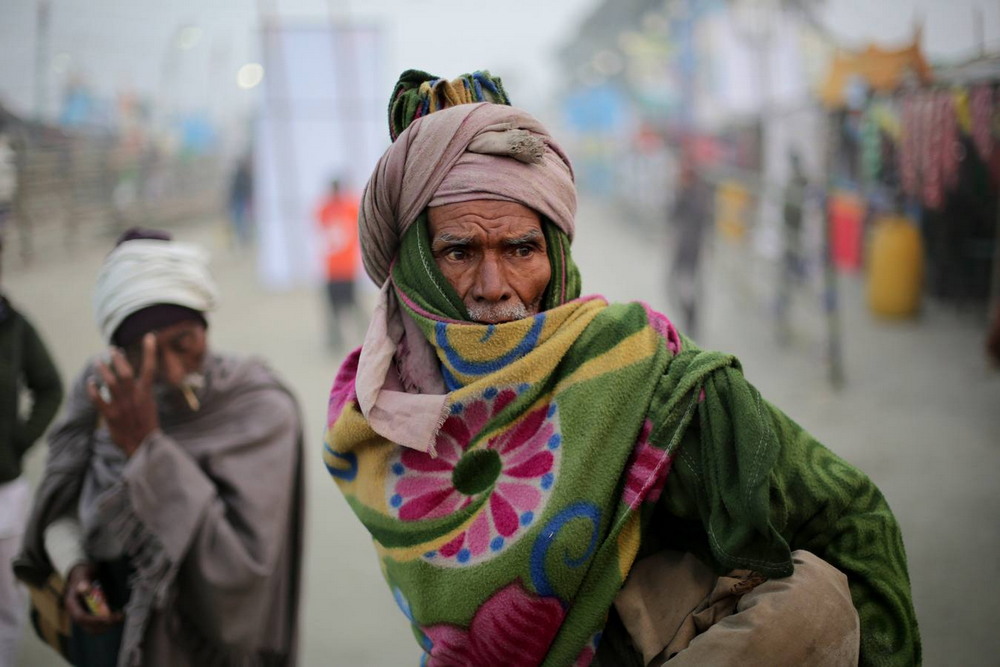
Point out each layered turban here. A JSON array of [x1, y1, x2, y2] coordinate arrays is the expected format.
[[93, 238, 218, 344], [359, 102, 577, 286]]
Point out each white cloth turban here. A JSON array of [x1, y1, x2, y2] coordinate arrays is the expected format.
[[93, 239, 219, 343]]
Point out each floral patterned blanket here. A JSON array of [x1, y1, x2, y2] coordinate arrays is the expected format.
[[324, 285, 923, 666], [324, 295, 687, 665]]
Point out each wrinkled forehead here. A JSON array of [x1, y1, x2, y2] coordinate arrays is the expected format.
[[428, 201, 545, 245], [428, 200, 541, 229], [123, 319, 206, 356]]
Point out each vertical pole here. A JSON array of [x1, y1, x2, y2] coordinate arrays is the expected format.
[[987, 193, 1000, 322], [822, 111, 845, 389], [34, 0, 51, 121], [974, 6, 985, 58]]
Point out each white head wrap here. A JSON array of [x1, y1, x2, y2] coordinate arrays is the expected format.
[[93, 239, 219, 343]]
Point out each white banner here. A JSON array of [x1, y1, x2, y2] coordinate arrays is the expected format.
[[255, 22, 386, 290]]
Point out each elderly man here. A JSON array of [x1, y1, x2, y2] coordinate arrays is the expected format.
[[324, 71, 919, 666], [15, 229, 304, 666]]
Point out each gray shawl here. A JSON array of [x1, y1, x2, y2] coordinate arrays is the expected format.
[[14, 353, 305, 666]]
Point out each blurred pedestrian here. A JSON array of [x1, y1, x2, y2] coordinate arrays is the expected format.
[[776, 152, 809, 344], [227, 154, 254, 248], [14, 228, 304, 666], [0, 121, 19, 247], [315, 179, 361, 349], [0, 238, 63, 665], [322, 69, 919, 666], [668, 157, 712, 339]]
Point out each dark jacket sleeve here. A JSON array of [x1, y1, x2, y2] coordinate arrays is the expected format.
[[16, 316, 63, 454]]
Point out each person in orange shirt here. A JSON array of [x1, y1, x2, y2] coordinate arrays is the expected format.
[[315, 179, 361, 348]]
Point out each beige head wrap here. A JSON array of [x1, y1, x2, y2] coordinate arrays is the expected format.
[[359, 102, 576, 286], [93, 239, 219, 343]]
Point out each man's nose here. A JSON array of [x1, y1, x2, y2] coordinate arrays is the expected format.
[[472, 255, 511, 303]]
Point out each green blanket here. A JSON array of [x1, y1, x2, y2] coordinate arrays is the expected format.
[[324, 220, 920, 666]]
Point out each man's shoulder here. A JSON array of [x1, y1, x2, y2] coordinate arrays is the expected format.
[[211, 353, 295, 398], [585, 298, 671, 325], [582, 299, 684, 355], [206, 354, 303, 434]]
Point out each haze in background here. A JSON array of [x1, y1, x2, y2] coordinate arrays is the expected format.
[[1, 0, 997, 138]]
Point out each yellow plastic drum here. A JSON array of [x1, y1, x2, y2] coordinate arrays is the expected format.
[[867, 215, 923, 318], [715, 180, 750, 241]]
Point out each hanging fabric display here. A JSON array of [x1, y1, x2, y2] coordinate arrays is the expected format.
[[992, 87, 1000, 190], [861, 105, 882, 183], [892, 86, 991, 211], [970, 84, 993, 162], [900, 95, 919, 198], [921, 92, 943, 210], [939, 91, 959, 192]]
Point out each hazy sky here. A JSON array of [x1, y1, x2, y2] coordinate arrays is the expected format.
[[0, 0, 601, 122], [819, 0, 999, 57], [0, 0, 997, 125]]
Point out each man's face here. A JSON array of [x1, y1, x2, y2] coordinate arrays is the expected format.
[[124, 320, 207, 396], [428, 200, 551, 324]]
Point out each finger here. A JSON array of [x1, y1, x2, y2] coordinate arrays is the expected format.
[[139, 333, 157, 387], [87, 379, 103, 407], [64, 588, 90, 624], [95, 359, 119, 396], [111, 347, 134, 383], [87, 380, 113, 416]]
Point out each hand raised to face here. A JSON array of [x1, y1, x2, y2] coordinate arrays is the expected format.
[[87, 333, 160, 457]]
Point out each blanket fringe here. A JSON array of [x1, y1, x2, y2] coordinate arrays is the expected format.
[[97, 483, 178, 667]]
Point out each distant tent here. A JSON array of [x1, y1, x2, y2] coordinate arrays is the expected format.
[[819, 31, 933, 108]]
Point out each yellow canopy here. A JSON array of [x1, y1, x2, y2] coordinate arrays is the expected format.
[[819, 34, 933, 108]]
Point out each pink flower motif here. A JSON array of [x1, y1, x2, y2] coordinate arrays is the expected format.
[[421, 581, 565, 666], [387, 386, 561, 566], [327, 346, 361, 425], [622, 419, 672, 509], [573, 637, 598, 666]]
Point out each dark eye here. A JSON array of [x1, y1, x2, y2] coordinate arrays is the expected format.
[[170, 332, 197, 354], [444, 247, 468, 261], [512, 244, 535, 258]]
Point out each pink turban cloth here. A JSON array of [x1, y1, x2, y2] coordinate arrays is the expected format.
[[359, 102, 577, 286]]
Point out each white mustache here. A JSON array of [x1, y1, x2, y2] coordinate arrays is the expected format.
[[467, 301, 530, 324]]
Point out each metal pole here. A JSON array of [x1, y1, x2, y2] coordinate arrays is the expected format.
[[34, 0, 51, 121], [988, 192, 1000, 322], [822, 111, 845, 389]]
